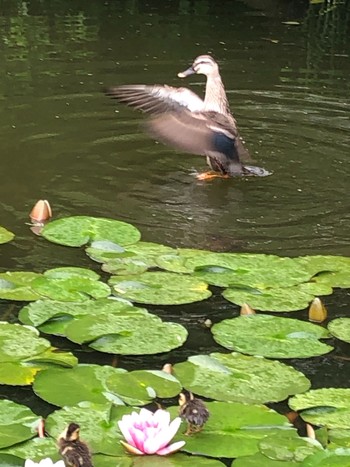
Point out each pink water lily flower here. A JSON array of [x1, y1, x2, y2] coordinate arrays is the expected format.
[[118, 408, 186, 455]]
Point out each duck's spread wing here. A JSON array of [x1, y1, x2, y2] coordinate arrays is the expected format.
[[105, 85, 204, 114], [146, 110, 243, 169]]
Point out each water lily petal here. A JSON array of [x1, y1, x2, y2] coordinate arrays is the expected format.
[[152, 416, 182, 451], [24, 462, 37, 467], [157, 440, 186, 456], [153, 408, 171, 428], [118, 418, 135, 447], [120, 440, 144, 455]]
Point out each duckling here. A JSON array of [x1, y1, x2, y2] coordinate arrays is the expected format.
[[178, 391, 210, 435], [57, 422, 93, 467], [105, 55, 268, 180]]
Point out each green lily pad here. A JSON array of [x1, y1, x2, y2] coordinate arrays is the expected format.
[[33, 364, 127, 407], [105, 370, 182, 404], [0, 453, 23, 466], [65, 312, 188, 355], [212, 315, 333, 358], [109, 272, 211, 305], [0, 400, 40, 449], [130, 455, 225, 466], [45, 403, 132, 456], [0, 437, 59, 462], [19, 298, 134, 328], [173, 353, 310, 404], [302, 448, 350, 466], [43, 267, 101, 280], [0, 272, 42, 301], [169, 401, 294, 458], [314, 271, 350, 288], [0, 227, 15, 244], [289, 389, 350, 429], [232, 452, 300, 466], [22, 347, 78, 368], [259, 434, 323, 462], [0, 363, 39, 386], [31, 275, 111, 302], [42, 216, 141, 247], [328, 318, 350, 344], [0, 323, 50, 363], [222, 285, 317, 312], [294, 256, 350, 277], [159, 251, 313, 288]]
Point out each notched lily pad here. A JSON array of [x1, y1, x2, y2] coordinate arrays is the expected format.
[[42, 216, 141, 247], [109, 271, 211, 305], [212, 314, 333, 358], [0, 400, 40, 449], [289, 389, 350, 429], [173, 353, 310, 404], [0, 272, 42, 301], [328, 318, 350, 344]]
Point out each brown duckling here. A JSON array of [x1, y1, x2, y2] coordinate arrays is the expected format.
[[57, 422, 93, 467], [178, 391, 210, 435]]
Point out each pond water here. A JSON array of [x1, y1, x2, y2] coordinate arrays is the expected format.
[[0, 0, 349, 415]]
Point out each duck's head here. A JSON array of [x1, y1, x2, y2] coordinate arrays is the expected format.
[[178, 55, 219, 78], [59, 422, 80, 442]]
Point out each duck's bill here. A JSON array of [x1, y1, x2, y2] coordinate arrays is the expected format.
[[177, 66, 195, 78]]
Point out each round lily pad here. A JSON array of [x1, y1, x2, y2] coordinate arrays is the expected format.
[[130, 454, 225, 466], [169, 401, 294, 459], [42, 216, 141, 247], [0, 400, 40, 449], [314, 271, 350, 288], [259, 434, 323, 462], [0, 323, 50, 363], [1, 436, 62, 462], [222, 285, 316, 312], [232, 452, 300, 466], [328, 318, 350, 344], [173, 353, 310, 404], [43, 267, 101, 280], [65, 312, 188, 355], [109, 272, 211, 305], [293, 255, 350, 277], [0, 272, 42, 301], [0, 453, 23, 466], [302, 448, 350, 466], [33, 364, 127, 407], [289, 389, 350, 429], [212, 315, 333, 358], [0, 227, 14, 244]]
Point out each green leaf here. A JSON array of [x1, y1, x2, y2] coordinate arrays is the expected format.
[[314, 271, 350, 288], [259, 434, 323, 462], [0, 227, 15, 244], [64, 312, 188, 355], [301, 448, 350, 466], [44, 267, 101, 280], [132, 454, 225, 466], [173, 353, 310, 404], [0, 437, 59, 462], [0, 362, 38, 385], [109, 272, 211, 305], [0, 272, 42, 301], [293, 256, 350, 277], [19, 298, 134, 328], [289, 389, 350, 429], [0, 323, 50, 363], [42, 216, 141, 247], [33, 364, 127, 407], [328, 318, 350, 344], [212, 315, 333, 358], [232, 452, 300, 466], [0, 400, 40, 449], [169, 401, 294, 458]]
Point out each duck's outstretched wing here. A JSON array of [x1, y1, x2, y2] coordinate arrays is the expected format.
[[146, 110, 244, 174], [105, 85, 205, 114]]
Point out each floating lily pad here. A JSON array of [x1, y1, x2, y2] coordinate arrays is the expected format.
[[302, 448, 350, 466], [45, 403, 132, 456], [169, 401, 294, 458], [328, 318, 350, 344], [128, 454, 224, 466], [289, 389, 350, 429], [0, 400, 40, 449], [0, 227, 14, 244], [293, 255, 350, 277], [42, 216, 141, 247], [212, 315, 333, 358], [30, 275, 111, 302], [43, 267, 101, 280], [232, 452, 300, 466], [259, 434, 323, 462], [0, 323, 50, 363], [222, 285, 318, 312], [109, 272, 211, 305], [0, 453, 23, 466], [65, 312, 188, 355], [173, 353, 310, 404], [0, 272, 42, 301], [105, 370, 182, 404], [314, 271, 350, 288], [0, 437, 59, 462], [19, 298, 134, 329], [93, 455, 132, 467], [33, 364, 127, 407]]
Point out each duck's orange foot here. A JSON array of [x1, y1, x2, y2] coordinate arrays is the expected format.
[[195, 171, 230, 181]]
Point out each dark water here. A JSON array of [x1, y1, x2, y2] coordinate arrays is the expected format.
[[0, 0, 350, 413]]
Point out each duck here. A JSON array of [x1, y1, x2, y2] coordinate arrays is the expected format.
[[105, 55, 268, 180], [57, 422, 93, 467], [178, 391, 210, 435]]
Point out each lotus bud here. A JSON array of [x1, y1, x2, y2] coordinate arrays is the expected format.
[[240, 303, 256, 315], [308, 298, 327, 323], [29, 200, 52, 225]]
